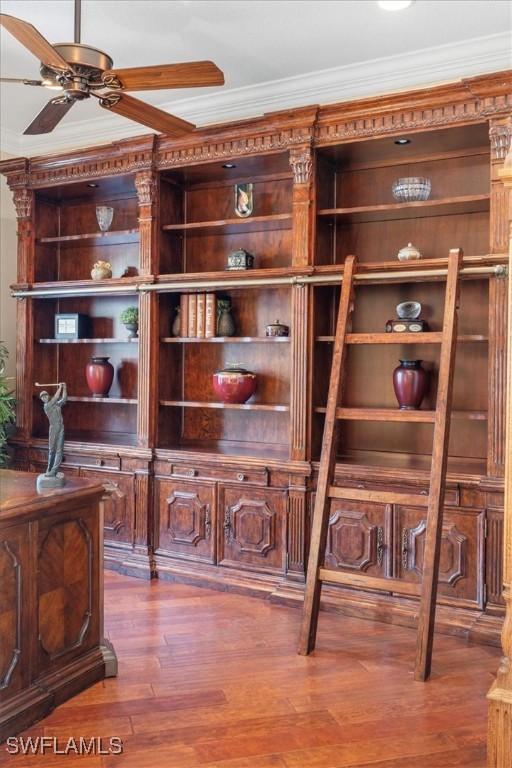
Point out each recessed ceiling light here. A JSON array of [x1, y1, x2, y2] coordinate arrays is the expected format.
[[87, 183, 99, 188], [222, 163, 236, 169], [394, 138, 411, 145], [378, 1, 414, 10]]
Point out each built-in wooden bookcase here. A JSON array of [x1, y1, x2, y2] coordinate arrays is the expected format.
[[316, 123, 490, 265], [160, 152, 293, 274], [312, 278, 489, 474], [2, 72, 510, 643], [158, 285, 291, 459], [33, 176, 140, 284]]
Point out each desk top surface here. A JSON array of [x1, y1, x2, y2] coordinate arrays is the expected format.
[[0, 468, 104, 520]]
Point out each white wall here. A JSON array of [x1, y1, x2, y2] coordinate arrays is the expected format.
[[0, 153, 17, 383]]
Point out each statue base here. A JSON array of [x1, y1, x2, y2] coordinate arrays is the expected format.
[[36, 472, 65, 491]]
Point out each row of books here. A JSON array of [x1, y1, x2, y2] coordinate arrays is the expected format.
[[180, 293, 216, 338]]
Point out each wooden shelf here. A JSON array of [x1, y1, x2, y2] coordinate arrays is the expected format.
[[314, 407, 487, 422], [37, 229, 139, 247], [316, 334, 488, 344], [162, 213, 292, 235], [39, 229, 139, 246], [67, 396, 138, 404], [317, 194, 490, 223], [39, 338, 138, 344], [157, 439, 290, 461], [161, 336, 290, 343], [160, 400, 289, 412]]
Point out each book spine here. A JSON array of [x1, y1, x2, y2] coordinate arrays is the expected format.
[[180, 294, 188, 338], [188, 294, 197, 338], [205, 293, 216, 338], [196, 294, 206, 338]]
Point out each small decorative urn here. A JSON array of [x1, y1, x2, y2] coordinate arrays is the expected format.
[[213, 364, 256, 404], [392, 359, 428, 410], [91, 260, 112, 280], [86, 357, 114, 397]]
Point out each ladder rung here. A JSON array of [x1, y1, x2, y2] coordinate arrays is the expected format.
[[346, 333, 442, 344], [318, 568, 421, 597], [335, 407, 436, 423], [328, 486, 429, 507]]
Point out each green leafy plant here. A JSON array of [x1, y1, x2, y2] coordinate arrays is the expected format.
[[0, 343, 15, 467], [120, 306, 139, 325]]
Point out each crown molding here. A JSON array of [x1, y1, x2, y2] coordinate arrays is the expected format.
[[1, 31, 510, 157]]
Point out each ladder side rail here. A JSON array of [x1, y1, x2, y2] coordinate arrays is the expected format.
[[414, 248, 463, 681], [298, 255, 357, 655]]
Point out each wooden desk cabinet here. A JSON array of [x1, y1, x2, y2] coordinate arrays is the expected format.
[[0, 470, 115, 741]]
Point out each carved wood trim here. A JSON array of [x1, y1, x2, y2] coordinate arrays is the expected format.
[[137, 292, 158, 447], [15, 298, 33, 439], [290, 284, 310, 460], [488, 276, 508, 478], [487, 508, 505, 605], [287, 490, 306, 572], [0, 541, 21, 690], [166, 490, 209, 546], [490, 119, 512, 162], [227, 497, 275, 556], [133, 472, 150, 550]]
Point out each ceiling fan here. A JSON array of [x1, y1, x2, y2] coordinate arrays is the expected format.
[[0, 0, 224, 136]]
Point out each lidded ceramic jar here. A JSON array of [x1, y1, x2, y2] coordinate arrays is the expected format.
[[265, 319, 289, 337], [397, 243, 422, 262], [212, 364, 256, 404]]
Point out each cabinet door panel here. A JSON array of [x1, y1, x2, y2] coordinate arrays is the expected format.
[[396, 506, 484, 607], [323, 498, 391, 576], [37, 506, 100, 675], [0, 524, 30, 702], [155, 478, 215, 563], [80, 470, 135, 546], [219, 486, 286, 573]]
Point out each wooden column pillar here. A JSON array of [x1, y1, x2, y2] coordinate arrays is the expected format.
[[487, 141, 512, 767], [289, 144, 314, 462], [135, 170, 159, 448], [10, 183, 35, 440]]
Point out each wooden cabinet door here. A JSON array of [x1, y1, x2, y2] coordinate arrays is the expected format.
[[36, 506, 100, 676], [395, 506, 484, 608], [154, 478, 215, 564], [218, 486, 287, 574], [0, 523, 30, 702], [323, 497, 392, 577], [80, 469, 135, 546]]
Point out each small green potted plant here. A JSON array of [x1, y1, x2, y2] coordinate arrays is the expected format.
[[0, 343, 15, 467], [120, 306, 139, 339]]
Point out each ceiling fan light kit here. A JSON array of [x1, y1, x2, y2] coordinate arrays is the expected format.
[[0, 0, 224, 137]]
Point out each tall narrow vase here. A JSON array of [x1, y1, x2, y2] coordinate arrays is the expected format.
[[86, 356, 114, 398], [392, 359, 427, 410]]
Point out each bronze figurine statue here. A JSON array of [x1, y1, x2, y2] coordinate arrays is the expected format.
[[35, 381, 67, 490]]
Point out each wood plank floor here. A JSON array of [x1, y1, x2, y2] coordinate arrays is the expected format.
[[4, 571, 499, 768]]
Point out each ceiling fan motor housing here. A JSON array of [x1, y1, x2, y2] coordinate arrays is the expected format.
[[40, 43, 114, 97]]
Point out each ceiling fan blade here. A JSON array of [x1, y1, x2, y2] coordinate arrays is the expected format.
[[0, 13, 70, 71], [105, 61, 224, 91], [24, 98, 74, 135], [99, 92, 195, 137], [0, 77, 43, 85]]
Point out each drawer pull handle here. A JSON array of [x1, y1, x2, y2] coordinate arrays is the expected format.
[[376, 526, 384, 567], [401, 528, 409, 570], [237, 473, 246, 482]]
